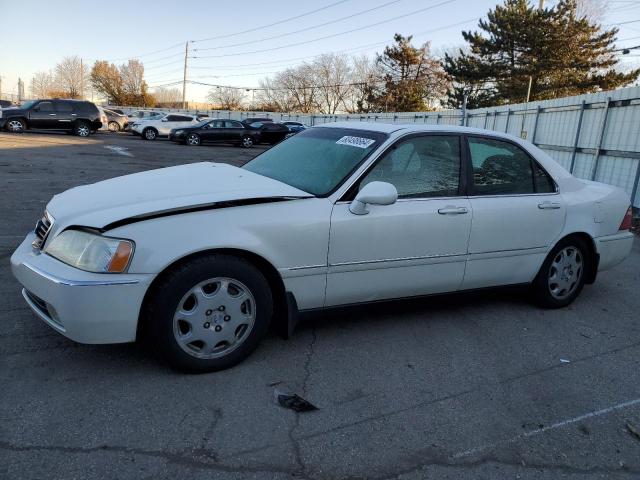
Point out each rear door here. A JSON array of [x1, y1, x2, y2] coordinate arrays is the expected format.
[[462, 135, 565, 289], [159, 114, 192, 135], [54, 101, 75, 129], [224, 120, 245, 143]]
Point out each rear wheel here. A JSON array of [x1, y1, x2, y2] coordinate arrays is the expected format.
[[6, 118, 26, 133], [143, 128, 158, 140], [74, 121, 91, 137], [532, 237, 589, 308], [142, 254, 273, 372], [186, 133, 201, 146], [241, 135, 254, 148], [108, 121, 121, 132]]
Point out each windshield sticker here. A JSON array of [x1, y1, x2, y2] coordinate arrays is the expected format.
[[335, 136, 376, 149]]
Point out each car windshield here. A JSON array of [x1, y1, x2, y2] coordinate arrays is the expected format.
[[21, 100, 38, 109], [243, 127, 387, 196]]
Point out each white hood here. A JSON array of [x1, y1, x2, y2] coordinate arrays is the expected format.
[[47, 162, 311, 230]]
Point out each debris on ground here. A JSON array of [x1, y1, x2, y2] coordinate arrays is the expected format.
[[626, 421, 640, 441], [274, 388, 318, 412], [560, 358, 571, 363]]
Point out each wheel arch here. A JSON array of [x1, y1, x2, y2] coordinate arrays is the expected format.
[[5, 117, 28, 130], [137, 247, 287, 340]]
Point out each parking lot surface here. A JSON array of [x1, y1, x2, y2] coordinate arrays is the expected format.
[[1, 131, 640, 480]]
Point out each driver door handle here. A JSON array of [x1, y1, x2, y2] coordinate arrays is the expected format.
[[538, 201, 561, 210], [438, 206, 468, 215], [48, 113, 57, 116]]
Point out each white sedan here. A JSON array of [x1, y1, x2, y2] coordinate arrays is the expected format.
[[131, 113, 201, 140], [11, 123, 635, 372]]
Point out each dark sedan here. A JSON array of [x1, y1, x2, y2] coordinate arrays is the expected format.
[[169, 119, 259, 147], [246, 121, 291, 145]]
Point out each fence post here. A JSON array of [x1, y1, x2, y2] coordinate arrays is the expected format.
[[436, 113, 441, 125], [591, 97, 612, 181], [569, 100, 586, 173], [484, 111, 489, 129], [504, 109, 511, 133], [531, 106, 541, 145]]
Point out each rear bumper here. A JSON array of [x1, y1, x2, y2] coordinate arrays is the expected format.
[[11, 233, 154, 344], [594, 231, 634, 271]]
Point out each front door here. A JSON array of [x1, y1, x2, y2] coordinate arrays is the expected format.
[[462, 135, 566, 289], [326, 134, 471, 306], [28, 101, 57, 128]]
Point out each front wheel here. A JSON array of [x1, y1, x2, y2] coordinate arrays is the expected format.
[[241, 135, 254, 148], [143, 128, 158, 140], [108, 121, 121, 132], [532, 237, 589, 308], [186, 133, 201, 146], [142, 254, 273, 372], [6, 118, 26, 133]]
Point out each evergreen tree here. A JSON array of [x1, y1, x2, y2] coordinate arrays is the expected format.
[[444, 0, 639, 107], [374, 34, 449, 112]]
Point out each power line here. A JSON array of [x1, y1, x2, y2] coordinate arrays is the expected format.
[[193, 0, 403, 52], [191, 0, 457, 59], [192, 0, 350, 43], [607, 18, 640, 26]]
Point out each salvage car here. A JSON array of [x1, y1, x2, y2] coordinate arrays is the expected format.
[[10, 123, 634, 372], [1, 99, 102, 136], [246, 121, 291, 145], [132, 113, 200, 140], [169, 119, 259, 147]]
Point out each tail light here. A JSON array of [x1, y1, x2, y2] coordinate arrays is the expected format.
[[619, 206, 633, 231]]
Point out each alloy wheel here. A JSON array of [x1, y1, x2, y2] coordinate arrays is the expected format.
[[187, 134, 200, 146], [173, 277, 256, 359], [242, 137, 253, 148], [548, 246, 583, 299], [7, 120, 24, 132]]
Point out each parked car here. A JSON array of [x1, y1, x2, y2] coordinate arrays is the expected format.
[[169, 119, 260, 147], [103, 108, 128, 132], [125, 110, 165, 130], [283, 121, 306, 132], [132, 113, 200, 140], [241, 117, 273, 126], [10, 123, 634, 372], [96, 107, 109, 132], [246, 121, 291, 145], [0, 99, 102, 136]]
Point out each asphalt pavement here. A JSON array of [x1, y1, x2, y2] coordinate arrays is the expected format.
[[1, 131, 639, 480]]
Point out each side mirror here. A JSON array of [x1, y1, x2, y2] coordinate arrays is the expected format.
[[349, 181, 398, 215], [161, 118, 168, 122]]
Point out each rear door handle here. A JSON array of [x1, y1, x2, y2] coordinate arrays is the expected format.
[[48, 113, 56, 116], [438, 206, 468, 215], [538, 202, 561, 210]]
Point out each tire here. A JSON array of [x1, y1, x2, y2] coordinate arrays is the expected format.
[[74, 121, 91, 137], [108, 121, 121, 132], [532, 236, 589, 308], [142, 254, 273, 372], [143, 128, 158, 140], [6, 118, 26, 133], [241, 135, 254, 148], [186, 133, 201, 146]]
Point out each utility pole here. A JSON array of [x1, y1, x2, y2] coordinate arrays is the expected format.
[[182, 41, 189, 109], [80, 58, 84, 99], [526, 0, 544, 103]]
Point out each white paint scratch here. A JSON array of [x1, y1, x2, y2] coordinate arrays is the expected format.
[[451, 397, 640, 460], [104, 145, 133, 157]]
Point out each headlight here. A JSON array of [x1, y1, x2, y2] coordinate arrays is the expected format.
[[45, 229, 134, 273]]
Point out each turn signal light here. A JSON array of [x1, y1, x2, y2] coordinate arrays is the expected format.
[[107, 241, 134, 273], [619, 206, 633, 231]]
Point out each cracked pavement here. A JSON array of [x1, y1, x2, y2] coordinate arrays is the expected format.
[[1, 132, 640, 479]]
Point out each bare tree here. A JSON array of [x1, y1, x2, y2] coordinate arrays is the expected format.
[[54, 56, 89, 98], [575, 0, 608, 22], [153, 86, 182, 105], [312, 54, 352, 114], [344, 55, 383, 113], [30, 71, 55, 98], [120, 60, 145, 97], [207, 86, 245, 110]]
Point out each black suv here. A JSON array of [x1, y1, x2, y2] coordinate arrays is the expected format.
[[0, 99, 102, 136]]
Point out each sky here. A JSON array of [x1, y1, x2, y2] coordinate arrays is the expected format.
[[1, 0, 639, 103]]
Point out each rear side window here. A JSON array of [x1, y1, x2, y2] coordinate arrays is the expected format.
[[359, 135, 461, 198], [37, 102, 55, 112], [55, 102, 73, 113], [167, 115, 192, 122], [468, 137, 554, 195], [225, 120, 243, 128]]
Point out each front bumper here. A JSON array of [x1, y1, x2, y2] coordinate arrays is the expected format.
[[595, 231, 634, 271], [169, 131, 187, 142], [10, 233, 154, 344]]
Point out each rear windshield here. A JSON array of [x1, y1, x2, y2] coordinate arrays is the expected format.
[[243, 127, 387, 196]]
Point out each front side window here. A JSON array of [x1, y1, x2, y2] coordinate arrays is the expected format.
[[38, 102, 54, 112], [469, 137, 554, 195], [359, 135, 461, 198], [225, 120, 243, 128], [243, 127, 387, 196]]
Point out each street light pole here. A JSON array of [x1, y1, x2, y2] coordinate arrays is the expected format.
[[182, 42, 189, 110]]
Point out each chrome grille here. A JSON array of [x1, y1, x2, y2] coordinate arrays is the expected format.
[[32, 212, 53, 249]]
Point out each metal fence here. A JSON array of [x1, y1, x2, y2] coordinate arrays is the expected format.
[[110, 85, 640, 208]]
